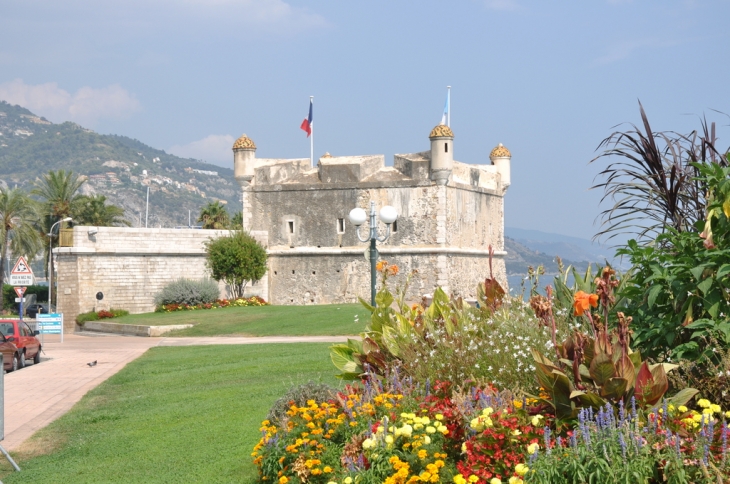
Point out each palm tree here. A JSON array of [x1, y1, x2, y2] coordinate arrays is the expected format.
[[32, 169, 85, 220], [32, 170, 85, 278], [197, 201, 230, 229], [0, 188, 43, 309], [74, 195, 131, 227]]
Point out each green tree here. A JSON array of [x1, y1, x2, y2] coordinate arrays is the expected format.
[[32, 169, 85, 220], [74, 195, 130, 227], [204, 232, 267, 299], [0, 188, 43, 309], [230, 211, 243, 230], [197, 201, 230, 229], [32, 170, 85, 277]]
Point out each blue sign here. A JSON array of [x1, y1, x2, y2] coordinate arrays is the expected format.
[[37, 313, 63, 334]]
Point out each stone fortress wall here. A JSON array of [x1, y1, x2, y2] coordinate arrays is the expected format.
[[235, 123, 513, 305], [55, 227, 268, 330], [54, 122, 513, 329]]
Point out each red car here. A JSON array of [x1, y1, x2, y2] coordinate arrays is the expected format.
[[0, 319, 41, 371]]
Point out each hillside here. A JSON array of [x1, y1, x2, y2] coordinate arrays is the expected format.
[[504, 236, 592, 276], [0, 101, 239, 227]]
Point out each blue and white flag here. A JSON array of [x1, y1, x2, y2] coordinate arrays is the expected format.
[[440, 86, 451, 126]]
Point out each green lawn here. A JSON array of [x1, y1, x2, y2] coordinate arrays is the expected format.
[[1, 344, 339, 484], [109, 303, 369, 337]]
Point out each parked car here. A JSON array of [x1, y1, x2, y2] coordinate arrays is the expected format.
[[26, 303, 55, 319], [0, 319, 41, 369]]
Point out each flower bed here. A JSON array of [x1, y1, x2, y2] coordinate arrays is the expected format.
[[156, 296, 267, 312]]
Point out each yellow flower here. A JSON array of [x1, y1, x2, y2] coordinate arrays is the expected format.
[[508, 478, 524, 484], [698, 398, 711, 408], [725, 411, 730, 419], [527, 443, 539, 454], [710, 404, 722, 414], [279, 478, 289, 484], [344, 478, 353, 484], [515, 463, 529, 476], [468, 476, 480, 483], [426, 426, 436, 434], [678, 405, 688, 413], [531, 415, 544, 427], [453, 475, 467, 484], [418, 449, 428, 459], [435, 414, 444, 420], [489, 479, 501, 484]]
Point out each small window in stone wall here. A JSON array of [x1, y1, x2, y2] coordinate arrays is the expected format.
[[287, 220, 295, 234], [445, 142, 448, 153], [391, 220, 398, 233], [337, 218, 345, 234]]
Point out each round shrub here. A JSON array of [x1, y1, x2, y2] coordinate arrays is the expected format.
[[154, 278, 220, 307]]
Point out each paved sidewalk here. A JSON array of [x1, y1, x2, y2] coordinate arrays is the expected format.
[[2, 333, 353, 451]]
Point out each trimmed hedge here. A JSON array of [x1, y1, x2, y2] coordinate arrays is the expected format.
[[2, 284, 48, 309]]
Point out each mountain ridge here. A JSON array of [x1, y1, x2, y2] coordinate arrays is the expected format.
[[0, 100, 240, 228]]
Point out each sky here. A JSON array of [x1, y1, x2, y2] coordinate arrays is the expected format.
[[1, 0, 729, 241]]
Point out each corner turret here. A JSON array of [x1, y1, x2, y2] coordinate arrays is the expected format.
[[429, 124, 454, 186], [233, 134, 256, 187], [489, 143, 511, 188]]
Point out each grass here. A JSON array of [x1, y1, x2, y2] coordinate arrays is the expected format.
[[105, 303, 369, 337], [1, 343, 339, 484]]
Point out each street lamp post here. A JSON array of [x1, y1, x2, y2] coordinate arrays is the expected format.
[[48, 217, 72, 311], [348, 201, 398, 306]]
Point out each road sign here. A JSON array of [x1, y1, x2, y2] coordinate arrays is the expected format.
[[37, 314, 64, 342], [13, 287, 26, 298], [9, 256, 34, 286], [14, 298, 25, 303]]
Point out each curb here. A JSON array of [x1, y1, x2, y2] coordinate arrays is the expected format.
[[81, 321, 194, 337]]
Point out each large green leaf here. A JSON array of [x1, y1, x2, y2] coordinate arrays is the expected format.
[[647, 285, 662, 309], [600, 377, 628, 399], [716, 263, 730, 279], [667, 388, 700, 407], [589, 352, 615, 386]]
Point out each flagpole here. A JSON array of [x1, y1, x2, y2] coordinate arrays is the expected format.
[[446, 86, 451, 127], [310, 96, 314, 168]]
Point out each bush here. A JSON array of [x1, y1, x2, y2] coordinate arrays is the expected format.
[[75, 308, 129, 325], [205, 232, 267, 299], [617, 162, 730, 362], [2, 284, 49, 309], [153, 278, 220, 307], [265, 381, 338, 427]]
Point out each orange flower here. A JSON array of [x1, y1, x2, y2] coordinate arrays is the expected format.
[[573, 290, 598, 316], [388, 264, 399, 276], [376, 260, 388, 272]]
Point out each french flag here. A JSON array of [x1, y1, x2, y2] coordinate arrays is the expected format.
[[300, 99, 313, 137]]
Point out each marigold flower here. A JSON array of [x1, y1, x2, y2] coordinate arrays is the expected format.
[[489, 479, 501, 484], [515, 463, 529, 476], [573, 291, 598, 316], [697, 398, 711, 408], [527, 442, 539, 454], [376, 260, 388, 272]]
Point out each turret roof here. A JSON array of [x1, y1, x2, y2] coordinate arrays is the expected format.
[[429, 124, 454, 139], [233, 134, 256, 150], [489, 143, 511, 159]]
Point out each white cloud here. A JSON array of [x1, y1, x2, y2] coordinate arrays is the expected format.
[[168, 134, 235, 167], [0, 79, 141, 126]]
